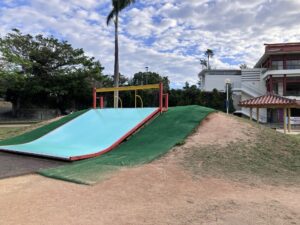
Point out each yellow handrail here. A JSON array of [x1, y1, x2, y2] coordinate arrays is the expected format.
[[135, 95, 143, 108], [96, 84, 160, 93]]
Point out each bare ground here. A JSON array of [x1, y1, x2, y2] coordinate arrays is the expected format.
[[0, 112, 299, 225]]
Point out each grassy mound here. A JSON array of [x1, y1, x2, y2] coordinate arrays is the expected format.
[[0, 109, 89, 145], [40, 106, 215, 184], [183, 121, 300, 185]]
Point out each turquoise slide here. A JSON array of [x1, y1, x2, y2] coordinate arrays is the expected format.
[[0, 108, 159, 160]]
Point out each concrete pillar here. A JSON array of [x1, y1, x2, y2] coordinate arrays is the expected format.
[[269, 75, 273, 93], [250, 108, 253, 121], [256, 108, 259, 123], [288, 108, 291, 133], [283, 108, 287, 134], [283, 75, 287, 96]]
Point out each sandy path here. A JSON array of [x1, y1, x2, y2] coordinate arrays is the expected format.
[[0, 112, 299, 225]]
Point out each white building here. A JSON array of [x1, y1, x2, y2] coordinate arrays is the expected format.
[[199, 69, 241, 92], [198, 42, 300, 124], [198, 69, 242, 111]]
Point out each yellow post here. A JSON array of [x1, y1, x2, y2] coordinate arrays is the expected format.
[[288, 108, 291, 133], [283, 108, 287, 134], [250, 108, 253, 121], [136, 95, 143, 108], [256, 108, 259, 123], [114, 96, 123, 108]]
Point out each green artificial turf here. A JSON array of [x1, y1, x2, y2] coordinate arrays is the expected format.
[[0, 109, 89, 146], [40, 106, 215, 184]]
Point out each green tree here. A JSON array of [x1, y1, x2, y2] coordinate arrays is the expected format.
[[107, 0, 135, 108], [0, 29, 104, 115], [130, 71, 169, 91], [239, 63, 248, 69], [200, 58, 207, 69], [128, 71, 170, 107], [204, 49, 214, 70]]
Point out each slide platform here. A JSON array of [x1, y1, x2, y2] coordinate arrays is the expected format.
[[0, 108, 160, 161]]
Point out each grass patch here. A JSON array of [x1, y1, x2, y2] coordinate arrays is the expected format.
[[0, 127, 24, 140], [183, 126, 300, 185], [0, 109, 88, 145], [40, 106, 215, 184]]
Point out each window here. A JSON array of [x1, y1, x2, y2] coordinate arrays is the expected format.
[[286, 60, 300, 69], [286, 82, 300, 96], [271, 61, 283, 70]]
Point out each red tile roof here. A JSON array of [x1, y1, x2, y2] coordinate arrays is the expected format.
[[239, 94, 298, 107]]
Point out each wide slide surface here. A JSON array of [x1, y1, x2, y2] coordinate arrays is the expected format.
[[40, 106, 215, 184], [0, 108, 159, 160]]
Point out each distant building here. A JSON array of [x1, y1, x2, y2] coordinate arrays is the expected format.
[[198, 69, 241, 92], [198, 42, 300, 124]]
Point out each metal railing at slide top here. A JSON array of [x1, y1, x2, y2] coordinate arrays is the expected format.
[[93, 83, 169, 111]]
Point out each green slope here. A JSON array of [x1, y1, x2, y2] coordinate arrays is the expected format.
[[40, 106, 215, 184], [0, 109, 89, 146]]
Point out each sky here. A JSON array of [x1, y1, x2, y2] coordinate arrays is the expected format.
[[1, 0, 300, 88]]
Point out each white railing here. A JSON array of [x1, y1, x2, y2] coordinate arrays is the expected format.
[[235, 108, 267, 123], [240, 83, 265, 97]]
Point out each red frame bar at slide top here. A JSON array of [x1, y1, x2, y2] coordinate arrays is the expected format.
[[100, 96, 104, 109], [163, 93, 169, 111], [93, 88, 97, 109], [159, 82, 163, 112]]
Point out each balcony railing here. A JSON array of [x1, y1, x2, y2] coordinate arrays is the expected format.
[[285, 91, 300, 96], [270, 65, 300, 70]]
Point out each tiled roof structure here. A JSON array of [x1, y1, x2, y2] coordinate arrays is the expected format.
[[239, 94, 298, 107]]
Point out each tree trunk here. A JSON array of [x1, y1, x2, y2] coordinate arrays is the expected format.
[[207, 55, 210, 70], [113, 12, 120, 108]]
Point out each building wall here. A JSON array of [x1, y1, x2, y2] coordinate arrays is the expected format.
[[198, 65, 299, 123], [203, 74, 241, 92]]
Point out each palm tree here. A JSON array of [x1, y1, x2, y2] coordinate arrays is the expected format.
[[107, 0, 135, 107], [204, 49, 214, 70], [239, 63, 248, 69], [200, 58, 207, 69]]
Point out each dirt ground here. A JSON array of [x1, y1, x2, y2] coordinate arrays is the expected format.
[[0, 113, 299, 225]]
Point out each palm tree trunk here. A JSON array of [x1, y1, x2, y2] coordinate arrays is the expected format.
[[207, 55, 210, 70], [113, 11, 120, 108]]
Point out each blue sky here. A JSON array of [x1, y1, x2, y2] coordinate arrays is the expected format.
[[1, 0, 300, 88]]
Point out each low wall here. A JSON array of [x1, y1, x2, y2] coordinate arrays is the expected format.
[[16, 108, 60, 120]]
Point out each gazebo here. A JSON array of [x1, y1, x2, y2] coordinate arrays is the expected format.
[[239, 94, 300, 133]]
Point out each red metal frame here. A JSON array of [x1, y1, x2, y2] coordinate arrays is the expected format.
[[94, 83, 166, 111], [70, 108, 161, 161], [159, 82, 163, 113], [163, 93, 169, 111], [93, 87, 97, 109], [100, 96, 104, 109]]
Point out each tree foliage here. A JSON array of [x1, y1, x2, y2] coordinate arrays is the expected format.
[[240, 63, 248, 69], [199, 58, 207, 69], [169, 83, 235, 113], [204, 49, 214, 70], [130, 71, 169, 90], [0, 29, 104, 114]]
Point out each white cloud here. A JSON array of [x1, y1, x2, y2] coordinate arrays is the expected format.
[[0, 0, 300, 88]]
